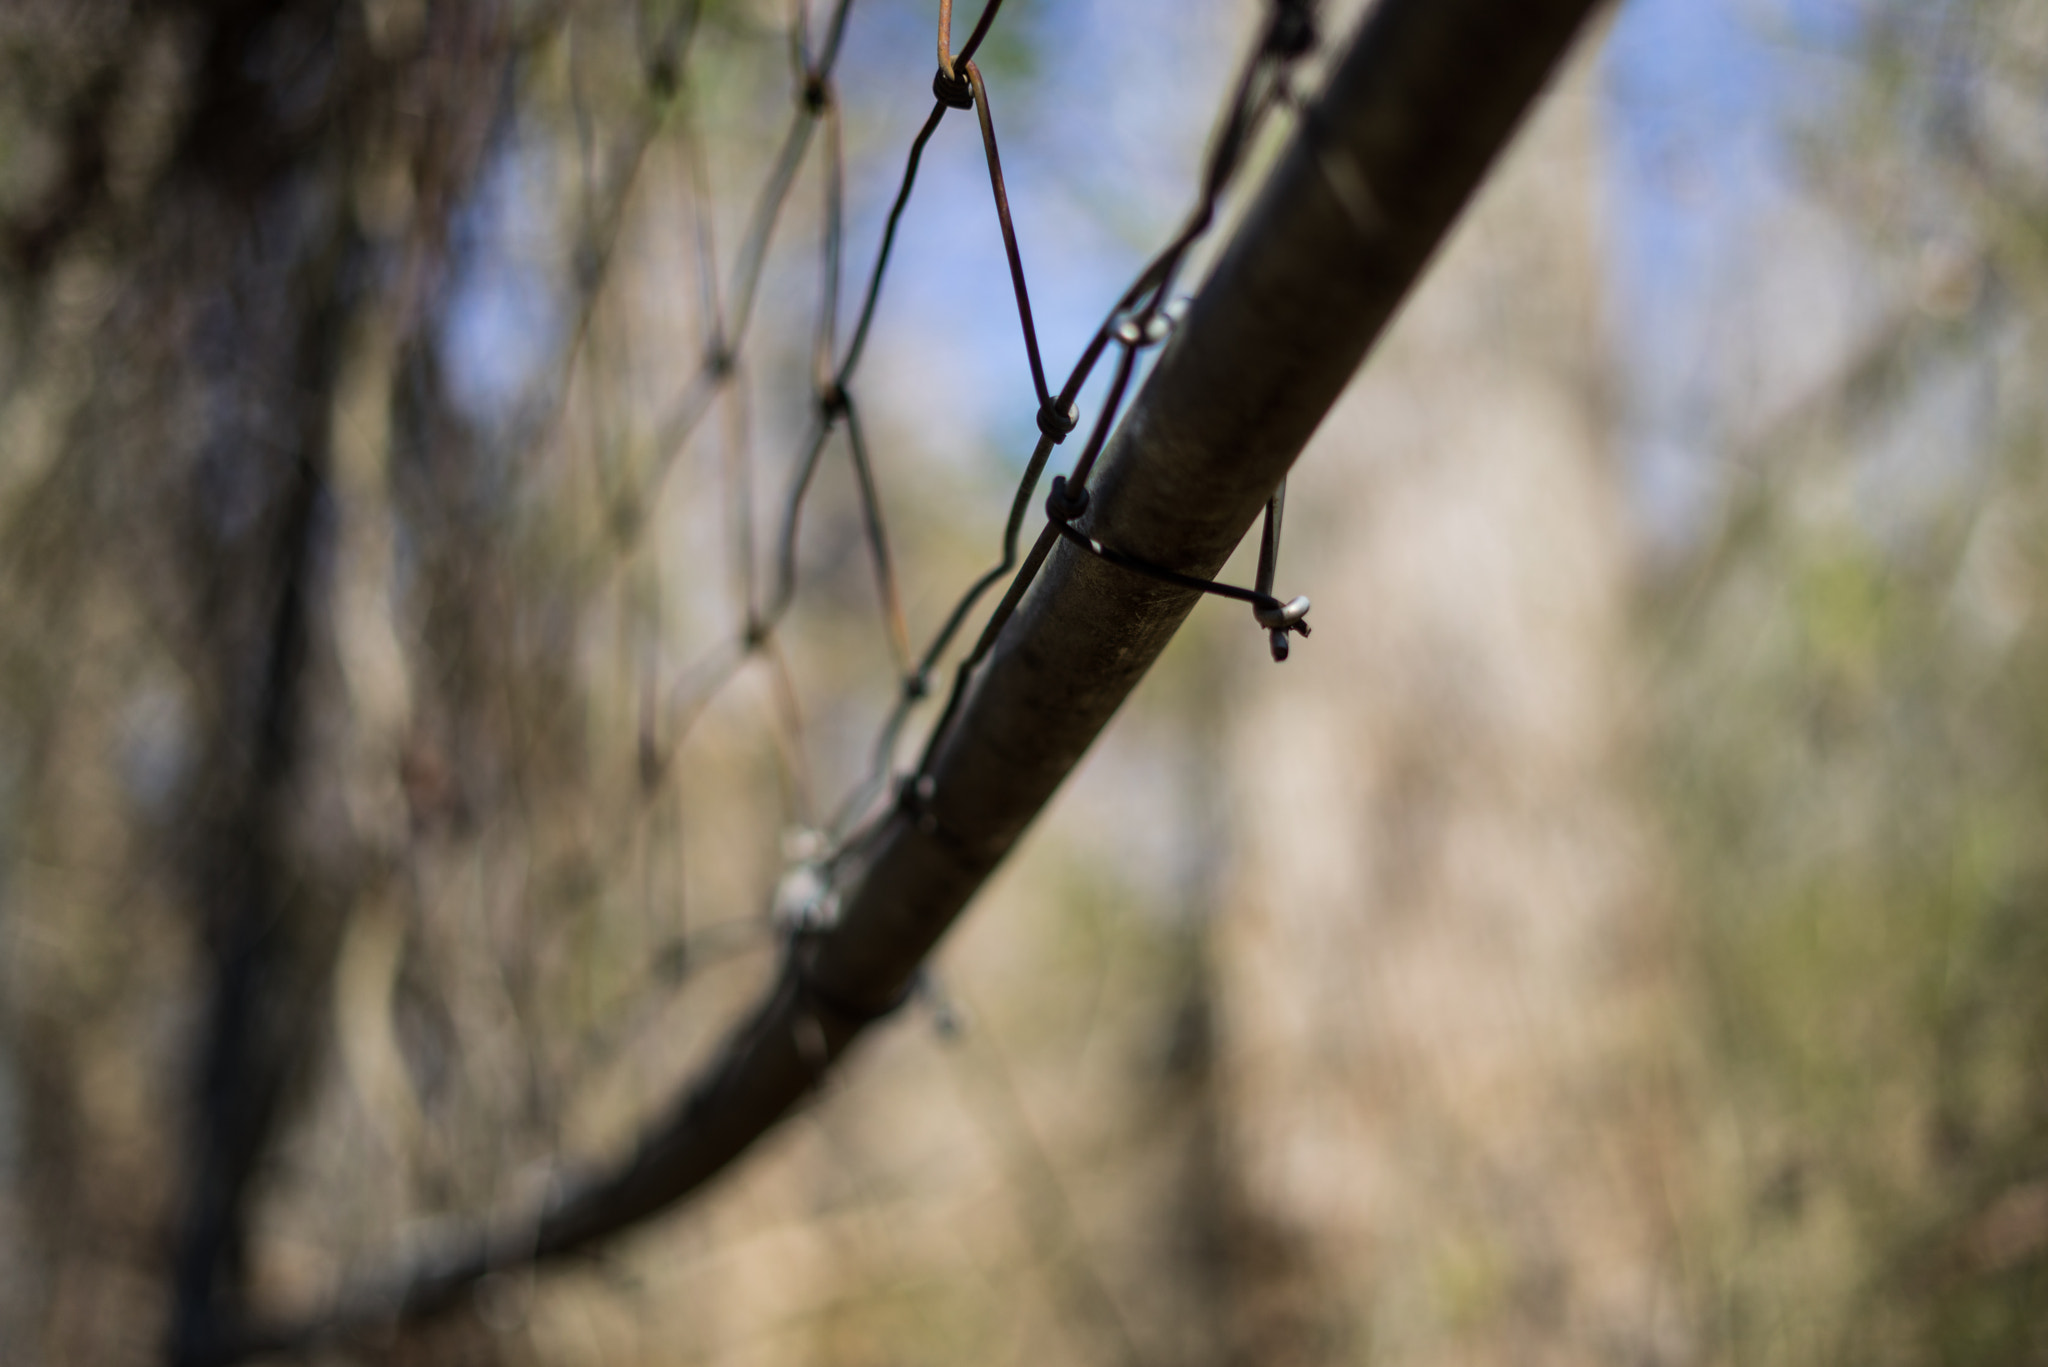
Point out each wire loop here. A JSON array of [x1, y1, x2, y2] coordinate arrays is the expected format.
[[1042, 477, 1311, 661], [932, 68, 974, 108], [1036, 397, 1079, 442], [1044, 474, 1090, 522]]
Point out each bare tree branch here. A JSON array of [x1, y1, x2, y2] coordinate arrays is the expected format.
[[212, 0, 1605, 1357]]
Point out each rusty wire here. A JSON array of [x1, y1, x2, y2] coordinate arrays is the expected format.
[[166, 1, 1379, 1353], [515, 0, 1322, 1086], [821, 0, 1325, 841], [634, 0, 993, 792]]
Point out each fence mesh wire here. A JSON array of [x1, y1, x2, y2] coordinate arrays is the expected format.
[[0, 0, 1334, 1358], [9, 2, 2048, 1364], [420, 0, 1336, 1097], [575, 0, 1326, 879]]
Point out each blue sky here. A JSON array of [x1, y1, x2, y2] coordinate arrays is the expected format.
[[1603, 0, 1868, 541], [440, 0, 1875, 545]]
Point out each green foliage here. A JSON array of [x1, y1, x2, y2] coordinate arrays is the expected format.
[[1653, 2, 2048, 1357]]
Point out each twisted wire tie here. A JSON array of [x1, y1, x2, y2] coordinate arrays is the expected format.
[[932, 69, 974, 109], [1036, 396, 1080, 442], [1042, 477, 1311, 661], [1266, 0, 1318, 59]]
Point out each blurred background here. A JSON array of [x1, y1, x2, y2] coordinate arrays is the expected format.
[[1, 0, 2045, 1363]]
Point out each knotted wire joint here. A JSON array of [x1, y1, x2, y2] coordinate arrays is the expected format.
[[1253, 595, 1312, 662], [1266, 0, 1318, 59], [1251, 479, 1309, 661], [1044, 474, 1090, 523], [932, 68, 974, 109], [801, 72, 832, 114], [817, 381, 851, 420], [1037, 397, 1079, 443], [1044, 473, 1313, 663], [1111, 307, 1173, 349]]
